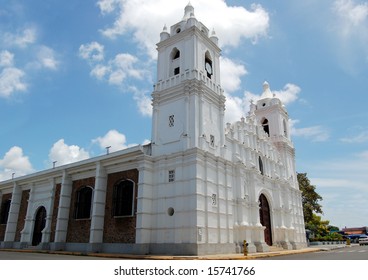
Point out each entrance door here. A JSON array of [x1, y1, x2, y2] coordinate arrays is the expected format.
[[32, 206, 46, 246], [259, 194, 272, 246]]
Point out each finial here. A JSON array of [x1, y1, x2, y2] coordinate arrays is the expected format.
[[183, 2, 195, 20], [160, 24, 170, 41], [210, 28, 219, 45], [261, 80, 273, 99]]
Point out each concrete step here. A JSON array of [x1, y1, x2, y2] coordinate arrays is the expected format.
[[269, 246, 285, 252]]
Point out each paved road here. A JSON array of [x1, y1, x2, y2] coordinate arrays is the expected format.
[[265, 245, 368, 260], [0, 250, 108, 260]]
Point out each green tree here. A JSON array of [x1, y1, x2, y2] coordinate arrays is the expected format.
[[327, 225, 340, 232], [306, 214, 329, 238], [297, 173, 341, 240], [297, 173, 323, 224]]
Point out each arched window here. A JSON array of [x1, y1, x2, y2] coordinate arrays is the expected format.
[[173, 49, 180, 59], [0, 199, 11, 224], [259, 156, 264, 175], [262, 118, 269, 136], [205, 51, 213, 78], [75, 186, 93, 219], [113, 180, 134, 217], [170, 48, 180, 76]]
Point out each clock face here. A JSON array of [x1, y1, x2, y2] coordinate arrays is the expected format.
[[205, 62, 212, 75]]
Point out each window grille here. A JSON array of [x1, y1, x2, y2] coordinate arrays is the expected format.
[[169, 115, 175, 127], [211, 194, 217, 206], [210, 135, 215, 147], [169, 170, 175, 182]]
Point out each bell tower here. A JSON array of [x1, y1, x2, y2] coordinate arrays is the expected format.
[[151, 3, 225, 156], [254, 81, 297, 184]]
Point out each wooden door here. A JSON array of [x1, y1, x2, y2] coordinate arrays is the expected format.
[[259, 194, 272, 246], [32, 206, 46, 246]]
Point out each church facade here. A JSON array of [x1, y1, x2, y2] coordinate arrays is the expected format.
[[0, 4, 307, 255]]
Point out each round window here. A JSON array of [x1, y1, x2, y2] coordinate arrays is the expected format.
[[167, 207, 175, 216]]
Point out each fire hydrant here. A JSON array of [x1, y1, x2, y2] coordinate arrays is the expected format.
[[243, 240, 248, 256]]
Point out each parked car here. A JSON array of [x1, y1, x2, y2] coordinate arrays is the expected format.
[[349, 234, 363, 243], [358, 235, 368, 246]]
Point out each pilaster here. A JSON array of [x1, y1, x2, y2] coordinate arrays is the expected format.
[[54, 171, 72, 250], [3, 182, 21, 248], [89, 162, 107, 251], [20, 184, 35, 246], [135, 158, 154, 244], [41, 178, 57, 249]]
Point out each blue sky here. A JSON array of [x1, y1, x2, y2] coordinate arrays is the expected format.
[[0, 0, 367, 229]]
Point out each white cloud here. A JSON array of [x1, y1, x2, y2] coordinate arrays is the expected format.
[[36, 46, 59, 70], [2, 27, 37, 48], [0, 51, 27, 98], [340, 130, 368, 143], [272, 83, 301, 105], [0, 146, 34, 181], [97, 0, 269, 59], [0, 67, 27, 98], [224, 93, 249, 124], [220, 57, 247, 93], [107, 53, 143, 85], [90, 64, 110, 80], [48, 139, 90, 166], [112, 53, 143, 80], [106, 53, 144, 85], [79, 43, 145, 85], [0, 27, 60, 98], [333, 0, 368, 28], [92, 129, 150, 153], [131, 87, 152, 117], [108, 69, 126, 85], [331, 0, 368, 72], [290, 119, 330, 142], [97, 0, 119, 15], [224, 82, 301, 124], [79, 41, 105, 62], [0, 50, 14, 67], [92, 129, 129, 152]]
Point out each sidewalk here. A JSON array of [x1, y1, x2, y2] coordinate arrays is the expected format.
[[0, 244, 348, 260]]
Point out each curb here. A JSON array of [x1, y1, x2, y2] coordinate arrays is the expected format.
[[0, 247, 327, 260]]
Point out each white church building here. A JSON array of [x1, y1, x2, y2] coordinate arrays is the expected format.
[[0, 4, 307, 255]]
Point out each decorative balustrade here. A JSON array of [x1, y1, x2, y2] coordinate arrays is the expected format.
[[154, 70, 223, 95]]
